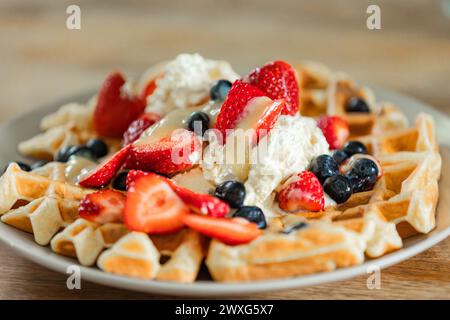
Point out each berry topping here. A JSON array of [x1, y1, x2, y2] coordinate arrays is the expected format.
[[124, 174, 188, 234], [323, 175, 352, 204], [310, 154, 339, 184], [346, 97, 370, 113], [125, 129, 201, 175], [86, 138, 109, 158], [277, 171, 325, 212], [79, 189, 126, 224], [214, 180, 246, 209], [112, 171, 129, 191], [123, 112, 161, 146], [246, 60, 299, 115], [93, 72, 146, 138], [342, 141, 368, 157], [316, 115, 349, 150], [182, 214, 262, 246], [214, 80, 265, 141], [69, 145, 97, 161], [210, 79, 232, 101], [187, 111, 210, 137], [55, 145, 74, 163], [331, 149, 349, 165], [344, 158, 379, 193], [78, 145, 131, 188], [232, 206, 267, 229]]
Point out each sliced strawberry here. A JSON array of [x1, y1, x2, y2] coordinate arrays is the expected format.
[[214, 80, 266, 143], [94, 72, 146, 138], [277, 171, 325, 212], [79, 189, 126, 224], [246, 60, 299, 115], [317, 116, 349, 150], [182, 214, 262, 245], [126, 170, 229, 218], [124, 174, 188, 234], [79, 145, 131, 188], [123, 112, 161, 146], [125, 129, 201, 175]]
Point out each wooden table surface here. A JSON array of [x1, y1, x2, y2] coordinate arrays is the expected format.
[[0, 0, 449, 299]]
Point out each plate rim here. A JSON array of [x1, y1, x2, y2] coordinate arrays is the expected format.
[[0, 86, 449, 297]]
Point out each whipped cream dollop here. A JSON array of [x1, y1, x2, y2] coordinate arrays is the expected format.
[[144, 53, 239, 115], [201, 114, 330, 217]]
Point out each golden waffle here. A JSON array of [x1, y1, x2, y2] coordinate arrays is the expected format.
[[18, 99, 121, 161]]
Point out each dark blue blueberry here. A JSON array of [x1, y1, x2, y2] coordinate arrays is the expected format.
[[86, 138, 108, 158], [113, 171, 128, 191], [345, 158, 379, 193], [233, 206, 267, 229], [68, 145, 97, 160], [3, 161, 31, 173], [310, 154, 339, 184], [331, 150, 349, 165], [283, 222, 308, 234], [346, 97, 370, 113], [210, 79, 232, 101], [214, 180, 246, 208], [55, 145, 74, 162], [323, 175, 352, 204], [342, 141, 368, 157], [187, 111, 210, 137], [30, 160, 49, 170]]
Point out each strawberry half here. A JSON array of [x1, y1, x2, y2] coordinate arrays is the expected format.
[[248, 98, 285, 144], [214, 80, 266, 143], [123, 112, 161, 146], [126, 170, 229, 218], [79, 189, 126, 224], [125, 129, 201, 175], [182, 214, 262, 245], [94, 72, 146, 138], [317, 115, 349, 150], [79, 145, 131, 188], [277, 171, 325, 212], [246, 60, 299, 115], [124, 174, 188, 234]]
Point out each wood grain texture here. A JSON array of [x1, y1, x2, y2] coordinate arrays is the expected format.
[[0, 0, 449, 299]]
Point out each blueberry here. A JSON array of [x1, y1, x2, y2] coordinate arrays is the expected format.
[[210, 79, 232, 101], [214, 180, 246, 208], [345, 158, 379, 193], [331, 150, 349, 165], [69, 145, 97, 160], [310, 154, 339, 184], [342, 141, 367, 157], [346, 97, 370, 113], [86, 138, 108, 158], [187, 111, 210, 137], [30, 160, 49, 170], [3, 161, 31, 173], [233, 206, 267, 229], [283, 222, 308, 234], [55, 145, 74, 162], [113, 171, 128, 191], [323, 175, 352, 204]]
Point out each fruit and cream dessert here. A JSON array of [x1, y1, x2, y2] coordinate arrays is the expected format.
[[1, 53, 441, 282]]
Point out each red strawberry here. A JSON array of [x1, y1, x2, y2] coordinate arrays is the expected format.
[[124, 174, 188, 234], [125, 129, 201, 175], [79, 189, 126, 224], [246, 60, 299, 115], [79, 145, 131, 188], [249, 99, 285, 144], [317, 116, 349, 150], [123, 112, 161, 146], [126, 170, 229, 218], [182, 214, 262, 245], [277, 171, 324, 212], [214, 80, 266, 142], [94, 72, 146, 138]]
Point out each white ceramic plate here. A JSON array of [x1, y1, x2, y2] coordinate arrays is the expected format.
[[0, 87, 449, 297]]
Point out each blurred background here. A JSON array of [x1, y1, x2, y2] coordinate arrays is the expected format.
[[1, 0, 449, 121]]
